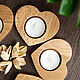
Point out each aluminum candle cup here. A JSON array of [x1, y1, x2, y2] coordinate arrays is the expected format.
[[0, 19, 3, 33], [40, 49, 61, 71], [25, 17, 46, 38]]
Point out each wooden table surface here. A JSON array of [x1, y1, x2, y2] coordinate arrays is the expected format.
[[0, 0, 80, 80]]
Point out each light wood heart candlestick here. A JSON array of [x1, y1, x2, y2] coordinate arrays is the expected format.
[[0, 5, 13, 42], [15, 5, 60, 46], [16, 39, 72, 80]]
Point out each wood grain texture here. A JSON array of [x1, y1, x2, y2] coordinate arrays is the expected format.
[[0, 5, 13, 42], [15, 5, 60, 46], [31, 39, 72, 80], [15, 74, 43, 80], [0, 0, 80, 80]]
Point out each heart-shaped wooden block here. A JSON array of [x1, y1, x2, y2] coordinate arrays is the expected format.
[[0, 5, 13, 42], [31, 39, 72, 80], [15, 5, 60, 46], [15, 74, 43, 80]]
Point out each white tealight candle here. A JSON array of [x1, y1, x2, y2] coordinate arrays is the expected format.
[[40, 50, 61, 71], [25, 17, 46, 38], [0, 19, 3, 32]]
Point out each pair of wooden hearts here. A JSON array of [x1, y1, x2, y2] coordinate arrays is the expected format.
[[15, 5, 72, 80], [0, 5, 72, 80], [0, 5, 59, 46]]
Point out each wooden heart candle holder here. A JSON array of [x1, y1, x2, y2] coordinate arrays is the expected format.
[[0, 5, 13, 42], [15, 5, 60, 46], [16, 74, 43, 80], [16, 39, 72, 80]]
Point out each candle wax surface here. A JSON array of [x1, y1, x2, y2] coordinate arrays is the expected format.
[[25, 17, 46, 38], [0, 19, 3, 32], [40, 50, 61, 70]]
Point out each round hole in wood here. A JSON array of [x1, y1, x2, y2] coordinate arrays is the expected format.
[[0, 18, 3, 33], [24, 16, 46, 38], [39, 49, 61, 71]]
